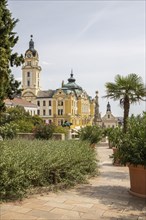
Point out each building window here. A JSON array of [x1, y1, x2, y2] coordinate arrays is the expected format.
[[58, 100, 63, 106], [37, 110, 40, 115], [43, 110, 46, 115], [43, 100, 46, 106], [27, 61, 31, 66], [58, 109, 63, 115], [27, 72, 30, 77], [49, 100, 51, 106], [49, 120, 52, 124], [27, 80, 30, 87], [58, 119, 64, 126], [108, 114, 110, 119], [49, 109, 52, 115], [37, 101, 40, 106]]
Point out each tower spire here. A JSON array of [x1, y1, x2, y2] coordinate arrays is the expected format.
[[71, 68, 73, 77], [29, 34, 34, 50], [68, 69, 75, 83], [107, 102, 111, 112]]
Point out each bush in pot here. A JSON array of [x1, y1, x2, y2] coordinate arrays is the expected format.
[[105, 127, 123, 149], [105, 127, 123, 165], [79, 125, 103, 147], [118, 112, 146, 198]]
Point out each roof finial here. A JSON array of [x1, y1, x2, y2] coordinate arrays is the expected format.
[[29, 35, 34, 50], [71, 69, 73, 77]]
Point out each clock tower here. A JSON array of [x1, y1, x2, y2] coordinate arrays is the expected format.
[[22, 35, 42, 102]]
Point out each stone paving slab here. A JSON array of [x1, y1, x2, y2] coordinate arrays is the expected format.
[[0, 144, 146, 220]]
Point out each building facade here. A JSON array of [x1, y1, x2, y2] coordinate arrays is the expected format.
[[101, 102, 119, 128], [21, 37, 95, 128]]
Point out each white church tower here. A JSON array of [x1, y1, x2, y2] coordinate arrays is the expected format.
[[22, 35, 42, 102]]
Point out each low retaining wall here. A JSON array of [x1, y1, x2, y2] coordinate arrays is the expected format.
[[52, 133, 65, 140], [17, 133, 65, 141], [17, 133, 35, 140]]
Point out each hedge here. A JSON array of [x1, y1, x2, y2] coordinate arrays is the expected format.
[[0, 139, 98, 200]]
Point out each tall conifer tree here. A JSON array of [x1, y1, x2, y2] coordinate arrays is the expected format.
[[0, 0, 23, 112]]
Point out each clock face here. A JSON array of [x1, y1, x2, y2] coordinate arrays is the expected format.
[[27, 53, 31, 58]]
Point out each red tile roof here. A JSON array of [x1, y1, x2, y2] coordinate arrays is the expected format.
[[4, 98, 37, 108]]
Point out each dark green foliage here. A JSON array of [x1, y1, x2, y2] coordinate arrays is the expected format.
[[34, 123, 56, 139], [79, 125, 103, 145], [119, 112, 146, 166], [105, 127, 123, 148], [0, 139, 98, 200], [6, 75, 22, 99], [3, 106, 29, 124], [0, 0, 24, 112], [0, 106, 44, 135], [30, 115, 44, 126]]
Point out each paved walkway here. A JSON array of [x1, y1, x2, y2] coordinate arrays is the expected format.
[[1, 144, 146, 220]]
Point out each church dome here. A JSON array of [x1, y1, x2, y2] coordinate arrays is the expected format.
[[62, 71, 83, 93]]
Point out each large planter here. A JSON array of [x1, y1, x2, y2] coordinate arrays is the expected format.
[[128, 165, 146, 198]]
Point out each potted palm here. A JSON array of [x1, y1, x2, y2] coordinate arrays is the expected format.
[[118, 113, 146, 198], [103, 73, 146, 133]]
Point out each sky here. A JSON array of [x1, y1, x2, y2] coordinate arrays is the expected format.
[[8, 0, 145, 117]]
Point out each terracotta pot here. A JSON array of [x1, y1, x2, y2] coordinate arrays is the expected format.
[[128, 165, 146, 198], [112, 147, 117, 154]]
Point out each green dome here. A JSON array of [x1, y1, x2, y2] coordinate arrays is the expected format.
[[62, 73, 83, 91]]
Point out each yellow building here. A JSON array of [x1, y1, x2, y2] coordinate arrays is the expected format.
[[22, 36, 95, 128]]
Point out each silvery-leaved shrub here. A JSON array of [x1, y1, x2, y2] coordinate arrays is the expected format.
[[0, 122, 18, 139]]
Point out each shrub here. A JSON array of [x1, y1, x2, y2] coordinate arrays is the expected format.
[[33, 123, 56, 139], [0, 106, 43, 133], [79, 125, 103, 145], [105, 127, 123, 148], [54, 126, 69, 135], [0, 139, 98, 200], [16, 119, 34, 133], [0, 122, 18, 139], [119, 113, 146, 166]]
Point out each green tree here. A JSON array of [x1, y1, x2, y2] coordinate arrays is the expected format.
[[103, 74, 146, 133], [0, 106, 44, 133], [0, 0, 23, 113]]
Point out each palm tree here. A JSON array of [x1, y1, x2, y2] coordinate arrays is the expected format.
[[103, 73, 146, 133]]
